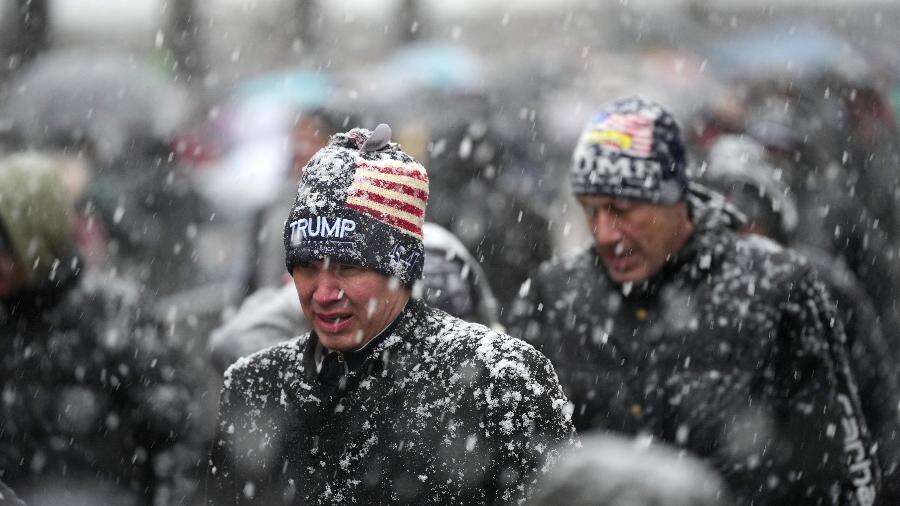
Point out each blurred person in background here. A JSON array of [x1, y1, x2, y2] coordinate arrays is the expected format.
[[0, 50, 206, 299], [702, 134, 900, 502], [207, 221, 501, 375], [509, 96, 880, 504], [817, 65, 900, 240], [427, 118, 553, 311], [743, 96, 900, 354], [0, 153, 205, 505], [208, 125, 573, 504], [82, 137, 208, 296], [250, 107, 352, 292]]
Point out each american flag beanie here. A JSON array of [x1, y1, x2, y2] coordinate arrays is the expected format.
[[571, 96, 688, 204], [284, 124, 429, 286]]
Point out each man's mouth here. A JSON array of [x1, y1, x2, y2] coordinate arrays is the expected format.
[[605, 243, 639, 272], [315, 312, 354, 333]]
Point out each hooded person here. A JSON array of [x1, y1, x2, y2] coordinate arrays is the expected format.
[[530, 432, 733, 506], [206, 125, 574, 505], [0, 152, 204, 505], [508, 97, 880, 505], [206, 221, 502, 376], [702, 135, 900, 503]]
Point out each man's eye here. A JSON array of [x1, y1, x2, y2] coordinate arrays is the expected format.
[[293, 263, 315, 276], [336, 265, 363, 276]]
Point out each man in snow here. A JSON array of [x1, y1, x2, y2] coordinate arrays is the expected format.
[[207, 125, 574, 504], [509, 97, 880, 505], [0, 152, 204, 505]]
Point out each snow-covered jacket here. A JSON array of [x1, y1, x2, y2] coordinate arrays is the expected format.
[[509, 194, 880, 505], [207, 299, 574, 505]]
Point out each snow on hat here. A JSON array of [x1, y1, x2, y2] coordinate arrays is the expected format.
[[571, 96, 688, 204], [283, 124, 429, 286]]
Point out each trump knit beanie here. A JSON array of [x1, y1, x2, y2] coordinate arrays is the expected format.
[[284, 124, 429, 287], [571, 96, 688, 204]]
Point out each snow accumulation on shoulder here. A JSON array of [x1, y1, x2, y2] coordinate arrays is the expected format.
[[222, 335, 306, 390]]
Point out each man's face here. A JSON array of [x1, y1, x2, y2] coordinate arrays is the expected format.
[[291, 260, 409, 352], [578, 195, 694, 284], [292, 116, 331, 177]]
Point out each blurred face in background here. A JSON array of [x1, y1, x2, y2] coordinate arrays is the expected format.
[[579, 195, 694, 284], [291, 260, 409, 352], [0, 248, 26, 298], [291, 116, 332, 177]]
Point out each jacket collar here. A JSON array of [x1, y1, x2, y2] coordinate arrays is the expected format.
[[286, 298, 426, 400]]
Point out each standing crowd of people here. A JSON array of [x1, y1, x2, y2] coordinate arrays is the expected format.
[[1, 41, 900, 506]]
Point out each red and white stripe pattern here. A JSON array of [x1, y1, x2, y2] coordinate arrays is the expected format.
[[592, 113, 654, 158], [345, 156, 429, 240]]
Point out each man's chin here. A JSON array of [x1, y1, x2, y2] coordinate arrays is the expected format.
[[605, 265, 649, 285], [316, 330, 366, 352]]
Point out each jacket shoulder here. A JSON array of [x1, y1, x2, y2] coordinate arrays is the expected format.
[[722, 232, 814, 281], [222, 334, 309, 392], [419, 307, 556, 380], [527, 248, 602, 292], [535, 248, 596, 276]]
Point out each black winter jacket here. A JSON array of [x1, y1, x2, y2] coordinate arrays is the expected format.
[[0, 272, 203, 505], [207, 299, 574, 505], [509, 197, 880, 505], [801, 247, 900, 502]]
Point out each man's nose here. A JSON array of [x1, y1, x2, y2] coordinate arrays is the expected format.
[[311, 272, 343, 305], [592, 211, 622, 246]]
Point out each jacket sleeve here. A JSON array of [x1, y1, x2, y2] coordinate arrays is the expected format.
[[206, 370, 242, 505], [826, 267, 900, 503], [479, 340, 576, 505], [770, 272, 880, 505], [207, 355, 300, 505], [505, 274, 549, 352]]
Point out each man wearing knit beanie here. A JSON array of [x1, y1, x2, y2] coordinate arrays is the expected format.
[[509, 96, 881, 504], [0, 152, 203, 505], [209, 125, 574, 504]]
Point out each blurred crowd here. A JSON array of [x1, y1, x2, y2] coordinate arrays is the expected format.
[[1, 11, 900, 506]]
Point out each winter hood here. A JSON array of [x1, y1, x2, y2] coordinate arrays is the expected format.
[[0, 152, 79, 293]]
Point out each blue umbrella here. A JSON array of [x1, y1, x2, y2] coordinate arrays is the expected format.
[[710, 24, 867, 81], [234, 69, 334, 109]]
